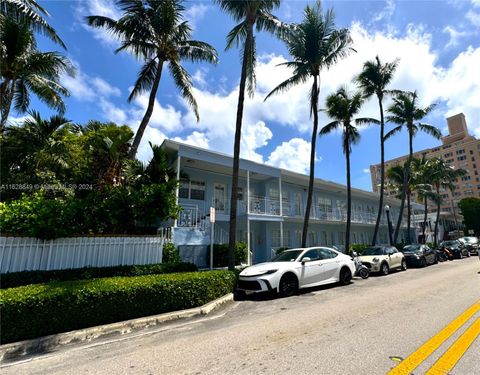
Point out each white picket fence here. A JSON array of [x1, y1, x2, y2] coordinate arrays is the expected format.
[[0, 236, 166, 273]]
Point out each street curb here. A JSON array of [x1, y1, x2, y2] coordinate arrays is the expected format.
[[0, 293, 234, 363]]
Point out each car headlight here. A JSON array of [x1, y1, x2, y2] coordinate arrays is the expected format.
[[372, 257, 380, 263], [415, 255, 420, 259], [251, 269, 278, 276]]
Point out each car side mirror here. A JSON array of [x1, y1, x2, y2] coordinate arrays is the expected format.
[[301, 257, 311, 264]]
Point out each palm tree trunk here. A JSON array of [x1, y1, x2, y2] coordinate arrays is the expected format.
[[406, 129, 413, 243], [422, 196, 428, 243], [0, 80, 15, 132], [345, 137, 351, 255], [227, 23, 253, 270], [302, 75, 319, 248], [129, 60, 164, 159], [433, 184, 441, 247], [372, 97, 384, 245]]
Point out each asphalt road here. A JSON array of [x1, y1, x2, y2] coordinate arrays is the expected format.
[[2, 257, 479, 375]]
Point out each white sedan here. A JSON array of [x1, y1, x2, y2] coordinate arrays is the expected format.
[[237, 247, 355, 297]]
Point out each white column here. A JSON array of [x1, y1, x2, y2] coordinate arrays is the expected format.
[[174, 156, 181, 228], [247, 170, 251, 265]]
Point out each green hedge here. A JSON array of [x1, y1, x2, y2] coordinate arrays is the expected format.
[[206, 242, 247, 267], [0, 262, 198, 289], [0, 270, 236, 344]]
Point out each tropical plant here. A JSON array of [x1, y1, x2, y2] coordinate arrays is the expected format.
[[319, 87, 377, 254], [411, 156, 436, 243], [87, 0, 218, 159], [428, 157, 466, 246], [0, 111, 75, 198], [0, 0, 65, 48], [385, 91, 441, 244], [0, 18, 73, 131], [356, 56, 398, 245], [265, 1, 353, 248], [458, 197, 480, 235], [215, 0, 284, 269]]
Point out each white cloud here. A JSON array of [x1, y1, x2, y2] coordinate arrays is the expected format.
[[472, 0, 480, 8], [184, 3, 209, 30], [362, 168, 371, 174], [443, 26, 469, 48], [466, 9, 480, 26], [266, 138, 318, 175], [74, 0, 121, 47], [371, 0, 396, 23], [173, 131, 209, 149], [240, 121, 273, 163], [91, 77, 121, 97]]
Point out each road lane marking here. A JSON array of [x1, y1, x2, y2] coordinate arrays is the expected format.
[[387, 299, 480, 375], [425, 318, 480, 375]]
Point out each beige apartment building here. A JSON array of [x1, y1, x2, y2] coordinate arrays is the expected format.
[[370, 113, 480, 216]]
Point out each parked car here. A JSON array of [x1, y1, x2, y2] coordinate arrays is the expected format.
[[359, 246, 407, 275], [401, 244, 437, 267], [237, 247, 355, 297], [457, 237, 479, 255], [439, 240, 470, 259]]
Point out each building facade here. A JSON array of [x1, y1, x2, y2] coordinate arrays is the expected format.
[[161, 140, 415, 267], [370, 113, 480, 217]]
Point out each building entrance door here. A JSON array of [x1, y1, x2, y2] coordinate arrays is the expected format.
[[213, 183, 226, 213]]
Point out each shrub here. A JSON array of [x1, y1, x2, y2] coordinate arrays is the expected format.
[[206, 242, 247, 267], [0, 270, 236, 344], [162, 242, 181, 264], [0, 262, 197, 289], [275, 247, 290, 255], [349, 244, 370, 255]]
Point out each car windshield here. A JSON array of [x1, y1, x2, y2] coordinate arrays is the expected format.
[[362, 247, 385, 256], [403, 245, 421, 253], [271, 250, 303, 262], [442, 241, 457, 246]]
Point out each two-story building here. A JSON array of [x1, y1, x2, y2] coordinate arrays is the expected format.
[[160, 140, 416, 267]]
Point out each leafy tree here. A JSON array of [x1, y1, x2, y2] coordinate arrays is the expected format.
[[458, 197, 480, 235], [215, 0, 284, 269], [0, 0, 65, 48], [356, 56, 398, 245], [385, 91, 441, 244], [265, 1, 353, 248], [320, 87, 377, 253], [87, 0, 217, 158], [0, 18, 73, 131]]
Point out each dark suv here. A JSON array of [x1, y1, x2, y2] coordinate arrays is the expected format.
[[458, 237, 479, 255], [439, 240, 470, 259]]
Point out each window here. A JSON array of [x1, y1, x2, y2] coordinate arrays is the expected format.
[[308, 231, 317, 246], [271, 230, 281, 248], [457, 156, 466, 161], [237, 187, 243, 200], [303, 249, 320, 261], [456, 149, 465, 155], [444, 152, 453, 158], [461, 175, 471, 181], [179, 179, 206, 200], [318, 248, 338, 259]]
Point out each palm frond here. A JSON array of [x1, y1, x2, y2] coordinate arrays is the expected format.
[[384, 125, 403, 141], [168, 60, 199, 121]]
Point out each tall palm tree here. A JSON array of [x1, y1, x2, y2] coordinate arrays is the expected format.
[[0, 0, 65, 48], [0, 18, 73, 131], [265, 1, 353, 248], [429, 157, 466, 246], [215, 0, 284, 269], [356, 56, 398, 246], [87, 0, 218, 159], [319, 87, 378, 253], [384, 91, 441, 244]]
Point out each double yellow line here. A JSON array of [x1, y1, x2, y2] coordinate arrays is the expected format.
[[388, 300, 480, 375]]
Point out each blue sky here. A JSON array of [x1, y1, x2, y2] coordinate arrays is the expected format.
[[14, 0, 480, 191]]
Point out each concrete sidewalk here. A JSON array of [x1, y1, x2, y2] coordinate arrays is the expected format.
[[0, 293, 234, 363]]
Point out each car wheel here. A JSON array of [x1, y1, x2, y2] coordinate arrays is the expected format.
[[421, 258, 427, 267], [466, 251, 471, 257], [278, 273, 298, 297], [380, 262, 389, 275], [339, 267, 352, 285], [401, 259, 407, 271], [359, 267, 369, 279], [434, 255, 438, 264]]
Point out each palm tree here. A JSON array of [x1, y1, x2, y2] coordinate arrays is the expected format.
[[215, 0, 284, 269], [356, 56, 398, 246], [87, 0, 218, 159], [319, 87, 378, 253], [429, 157, 466, 246], [411, 156, 435, 243], [265, 1, 353, 248], [0, 0, 65, 48], [384, 91, 441, 244], [0, 18, 73, 131]]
